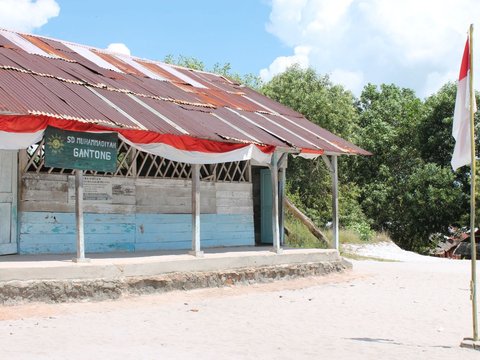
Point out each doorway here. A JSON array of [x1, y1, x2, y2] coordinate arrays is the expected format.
[[0, 150, 18, 255], [260, 168, 273, 244]]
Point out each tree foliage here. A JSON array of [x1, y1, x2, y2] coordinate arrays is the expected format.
[[262, 66, 476, 252]]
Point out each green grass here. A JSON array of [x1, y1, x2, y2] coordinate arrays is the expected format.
[[284, 210, 393, 252], [284, 212, 329, 249]]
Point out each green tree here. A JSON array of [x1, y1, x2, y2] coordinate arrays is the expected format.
[[262, 66, 370, 234], [351, 84, 424, 232], [390, 163, 464, 251]]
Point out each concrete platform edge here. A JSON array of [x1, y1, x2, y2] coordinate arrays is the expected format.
[[0, 259, 351, 305]]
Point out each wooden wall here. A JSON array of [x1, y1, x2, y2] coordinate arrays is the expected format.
[[19, 173, 254, 254]]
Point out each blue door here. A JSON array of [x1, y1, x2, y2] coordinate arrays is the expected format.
[[260, 168, 273, 244]]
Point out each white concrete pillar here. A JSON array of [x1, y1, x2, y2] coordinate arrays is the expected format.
[[73, 169, 89, 263], [271, 152, 282, 254], [331, 155, 339, 250], [190, 164, 204, 257]]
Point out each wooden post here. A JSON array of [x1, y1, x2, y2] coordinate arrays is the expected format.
[[279, 166, 286, 246], [331, 155, 339, 250], [190, 164, 203, 257], [73, 169, 89, 262], [270, 152, 282, 254]]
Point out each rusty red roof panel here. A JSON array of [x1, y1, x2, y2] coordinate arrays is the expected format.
[[212, 107, 286, 147], [259, 113, 342, 153], [0, 29, 370, 156], [94, 88, 183, 134], [272, 113, 371, 155], [0, 46, 76, 80], [137, 98, 227, 142], [236, 110, 314, 149], [239, 86, 304, 118]]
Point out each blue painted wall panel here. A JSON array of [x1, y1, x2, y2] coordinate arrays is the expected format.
[[19, 212, 254, 254]]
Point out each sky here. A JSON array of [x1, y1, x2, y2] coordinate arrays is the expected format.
[[0, 0, 479, 98]]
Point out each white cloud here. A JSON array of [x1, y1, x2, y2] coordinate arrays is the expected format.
[[263, 0, 480, 96], [424, 70, 458, 96], [330, 69, 364, 95], [106, 43, 131, 56], [0, 0, 60, 32], [260, 46, 310, 82]]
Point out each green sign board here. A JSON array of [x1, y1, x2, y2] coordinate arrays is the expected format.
[[44, 126, 118, 172]]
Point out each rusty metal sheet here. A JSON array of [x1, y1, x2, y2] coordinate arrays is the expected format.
[[0, 71, 67, 115], [0, 47, 76, 81], [0, 33, 17, 49], [138, 97, 226, 141], [133, 77, 205, 104], [0, 81, 28, 114], [94, 89, 184, 135], [271, 113, 371, 155], [212, 107, 286, 147], [94, 51, 142, 76], [0, 30, 370, 155], [239, 87, 304, 118], [21, 34, 72, 60], [237, 110, 314, 149], [137, 61, 181, 83], [259, 112, 340, 153], [174, 105, 272, 143], [179, 69, 238, 93]]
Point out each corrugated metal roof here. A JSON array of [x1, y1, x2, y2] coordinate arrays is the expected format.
[[0, 29, 370, 156]]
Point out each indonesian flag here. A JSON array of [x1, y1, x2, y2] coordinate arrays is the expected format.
[[452, 37, 476, 171]]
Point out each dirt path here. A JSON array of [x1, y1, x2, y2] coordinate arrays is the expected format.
[[0, 259, 478, 359]]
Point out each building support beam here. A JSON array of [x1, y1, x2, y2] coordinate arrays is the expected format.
[[190, 164, 204, 257], [279, 166, 286, 247], [270, 152, 287, 254], [321, 155, 339, 250], [73, 169, 89, 263], [331, 156, 339, 250]]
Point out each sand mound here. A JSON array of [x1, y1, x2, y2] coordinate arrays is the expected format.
[[342, 241, 445, 262]]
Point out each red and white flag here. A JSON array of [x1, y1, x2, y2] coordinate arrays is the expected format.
[[452, 37, 476, 171]]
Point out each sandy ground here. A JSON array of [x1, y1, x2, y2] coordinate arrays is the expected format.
[[0, 249, 479, 359]]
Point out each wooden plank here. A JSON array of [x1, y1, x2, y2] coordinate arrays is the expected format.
[[136, 232, 191, 243], [20, 222, 136, 235], [215, 182, 252, 191], [20, 211, 135, 224], [23, 189, 67, 202], [0, 152, 13, 193], [82, 204, 136, 214], [135, 214, 191, 224], [136, 177, 216, 188], [20, 202, 136, 214], [20, 233, 135, 245], [217, 206, 252, 215], [20, 241, 135, 255], [216, 198, 252, 207], [22, 177, 68, 192], [22, 173, 69, 182], [0, 203, 11, 243], [137, 222, 192, 234], [135, 241, 192, 251], [216, 190, 252, 199], [135, 202, 215, 214]]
